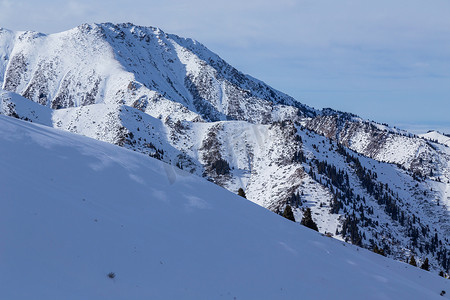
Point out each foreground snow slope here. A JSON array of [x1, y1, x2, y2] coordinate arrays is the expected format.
[[0, 115, 448, 299]]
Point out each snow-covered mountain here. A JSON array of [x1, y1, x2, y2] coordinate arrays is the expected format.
[[0, 23, 314, 123], [421, 131, 450, 148], [1, 23, 449, 275], [1, 115, 449, 299]]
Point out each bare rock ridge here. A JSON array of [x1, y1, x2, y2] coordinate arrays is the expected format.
[[1, 23, 449, 274]]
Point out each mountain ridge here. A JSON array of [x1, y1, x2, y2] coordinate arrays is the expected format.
[[1, 22, 449, 274]]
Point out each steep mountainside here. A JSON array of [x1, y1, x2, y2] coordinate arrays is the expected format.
[[1, 115, 449, 299], [0, 23, 314, 123], [1, 23, 449, 274]]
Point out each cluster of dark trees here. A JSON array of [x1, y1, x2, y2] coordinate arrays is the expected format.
[[372, 245, 385, 256], [280, 204, 318, 232], [236, 188, 319, 232], [236, 124, 450, 273], [290, 136, 450, 273], [210, 158, 231, 175], [336, 144, 449, 269], [408, 255, 430, 271], [144, 142, 164, 160]]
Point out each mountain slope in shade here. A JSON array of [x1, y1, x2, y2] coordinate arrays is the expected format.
[[0, 115, 449, 299]]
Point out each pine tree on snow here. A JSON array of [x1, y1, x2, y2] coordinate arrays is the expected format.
[[282, 205, 296, 222], [409, 255, 417, 267], [420, 258, 430, 271], [301, 208, 319, 231], [237, 188, 246, 198]]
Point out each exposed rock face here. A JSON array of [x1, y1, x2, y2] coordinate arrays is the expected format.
[[305, 114, 441, 177], [1, 23, 449, 273]]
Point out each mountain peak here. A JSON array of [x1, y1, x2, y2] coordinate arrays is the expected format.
[[1, 22, 449, 275], [1, 22, 315, 121]]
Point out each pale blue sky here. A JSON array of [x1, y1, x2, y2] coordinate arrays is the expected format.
[[1, 0, 449, 133]]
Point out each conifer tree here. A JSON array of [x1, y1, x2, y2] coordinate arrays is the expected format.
[[301, 208, 318, 231], [373, 245, 386, 256], [409, 255, 417, 267], [237, 188, 246, 198], [282, 205, 296, 222], [420, 258, 429, 271]]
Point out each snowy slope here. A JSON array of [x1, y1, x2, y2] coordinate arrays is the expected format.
[[0, 114, 449, 300], [1, 84, 449, 274], [0, 89, 52, 125], [1, 23, 449, 274], [421, 131, 450, 147]]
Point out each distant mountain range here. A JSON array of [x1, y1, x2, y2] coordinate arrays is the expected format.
[[1, 23, 449, 274]]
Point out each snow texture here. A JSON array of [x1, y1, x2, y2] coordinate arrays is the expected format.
[[0, 115, 449, 299]]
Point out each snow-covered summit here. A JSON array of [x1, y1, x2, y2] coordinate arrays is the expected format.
[[0, 22, 316, 123]]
